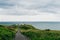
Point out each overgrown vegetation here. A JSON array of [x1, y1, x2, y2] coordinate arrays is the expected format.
[[0, 24, 18, 40], [0, 24, 60, 40], [20, 24, 60, 40], [20, 24, 35, 30]]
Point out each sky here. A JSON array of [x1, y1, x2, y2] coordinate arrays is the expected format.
[[0, 0, 60, 22]]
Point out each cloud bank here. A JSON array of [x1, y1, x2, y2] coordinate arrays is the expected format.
[[0, 0, 60, 21]]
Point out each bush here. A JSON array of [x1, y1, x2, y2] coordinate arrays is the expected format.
[[0, 27, 15, 40], [45, 29, 50, 31], [20, 24, 36, 30], [0, 25, 17, 40], [0, 25, 5, 27]]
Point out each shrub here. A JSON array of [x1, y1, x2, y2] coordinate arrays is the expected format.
[[0, 25, 5, 27], [20, 24, 36, 30], [45, 29, 50, 31]]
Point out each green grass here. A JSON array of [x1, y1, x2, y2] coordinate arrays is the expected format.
[[0, 25, 18, 40], [0, 24, 60, 40], [20, 24, 60, 40]]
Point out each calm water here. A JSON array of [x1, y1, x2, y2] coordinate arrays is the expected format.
[[0, 22, 60, 30]]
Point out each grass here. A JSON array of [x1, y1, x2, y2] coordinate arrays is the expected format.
[[0, 25, 18, 40], [20, 24, 60, 40], [0, 24, 60, 40]]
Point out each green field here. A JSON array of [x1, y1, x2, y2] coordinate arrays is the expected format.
[[20, 24, 60, 40]]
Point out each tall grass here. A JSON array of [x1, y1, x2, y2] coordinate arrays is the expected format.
[[0, 25, 18, 40], [20, 24, 60, 40]]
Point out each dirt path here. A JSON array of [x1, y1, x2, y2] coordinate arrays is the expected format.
[[14, 30, 29, 40]]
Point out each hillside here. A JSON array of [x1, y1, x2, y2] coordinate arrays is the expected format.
[[0, 24, 60, 40], [0, 25, 17, 40], [20, 24, 60, 40]]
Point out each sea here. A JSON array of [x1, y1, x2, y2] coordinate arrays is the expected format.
[[0, 22, 60, 30]]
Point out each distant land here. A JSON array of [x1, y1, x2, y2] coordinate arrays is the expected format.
[[0, 22, 60, 30]]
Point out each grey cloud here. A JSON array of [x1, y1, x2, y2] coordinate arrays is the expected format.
[[0, 0, 60, 15], [17, 0, 60, 14], [0, 0, 16, 8], [17, 0, 52, 9]]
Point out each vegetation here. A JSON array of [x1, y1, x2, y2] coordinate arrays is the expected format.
[[20, 24, 60, 40], [45, 29, 51, 31], [0, 24, 60, 40], [0, 24, 18, 40], [20, 24, 35, 30]]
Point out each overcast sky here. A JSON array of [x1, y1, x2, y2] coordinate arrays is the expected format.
[[0, 0, 60, 21]]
